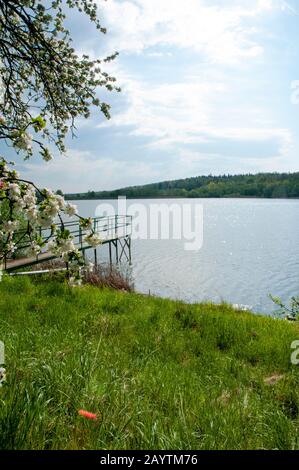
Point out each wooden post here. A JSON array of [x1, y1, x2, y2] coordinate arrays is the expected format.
[[94, 248, 97, 266]]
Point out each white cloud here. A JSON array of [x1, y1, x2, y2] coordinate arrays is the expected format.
[[98, 68, 293, 162], [100, 0, 275, 63], [176, 152, 291, 175], [17, 149, 160, 193], [82, 0, 294, 178], [147, 52, 173, 58]]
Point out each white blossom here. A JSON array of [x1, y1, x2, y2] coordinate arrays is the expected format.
[[2, 219, 19, 233], [13, 132, 32, 151], [43, 188, 54, 198], [64, 203, 77, 217], [23, 188, 36, 206], [46, 240, 57, 254], [26, 206, 38, 221], [37, 214, 52, 228], [6, 241, 16, 253], [29, 241, 42, 256], [60, 238, 76, 253], [14, 198, 25, 212], [8, 183, 21, 200], [1, 161, 87, 281], [55, 194, 65, 210], [84, 232, 102, 248], [44, 199, 60, 218], [47, 237, 76, 257]]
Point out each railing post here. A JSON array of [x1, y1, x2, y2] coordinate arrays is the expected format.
[[115, 214, 118, 239], [109, 241, 112, 269], [79, 225, 82, 249], [128, 215, 132, 237], [128, 236, 132, 265]]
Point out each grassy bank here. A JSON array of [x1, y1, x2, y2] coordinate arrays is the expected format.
[[0, 275, 299, 450]]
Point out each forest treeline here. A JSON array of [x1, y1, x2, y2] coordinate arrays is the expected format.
[[66, 172, 299, 200]]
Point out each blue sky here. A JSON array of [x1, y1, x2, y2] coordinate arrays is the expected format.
[[6, 0, 299, 192]]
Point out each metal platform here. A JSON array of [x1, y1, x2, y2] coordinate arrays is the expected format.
[[3, 215, 132, 272]]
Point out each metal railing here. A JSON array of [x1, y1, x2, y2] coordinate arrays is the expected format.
[[61, 215, 132, 250], [3, 215, 132, 268]]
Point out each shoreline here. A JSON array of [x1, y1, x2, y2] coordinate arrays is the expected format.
[[65, 196, 299, 201]]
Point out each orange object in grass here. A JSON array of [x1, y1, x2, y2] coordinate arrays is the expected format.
[[78, 409, 97, 420]]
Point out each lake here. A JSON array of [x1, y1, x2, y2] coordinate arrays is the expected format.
[[71, 198, 299, 315]]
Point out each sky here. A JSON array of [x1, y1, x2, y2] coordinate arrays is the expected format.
[[4, 0, 299, 192]]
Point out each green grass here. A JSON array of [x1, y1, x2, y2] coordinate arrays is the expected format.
[[0, 275, 299, 450]]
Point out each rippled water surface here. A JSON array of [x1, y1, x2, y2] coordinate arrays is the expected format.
[[72, 198, 299, 314]]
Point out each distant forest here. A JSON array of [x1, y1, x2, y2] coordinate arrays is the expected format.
[[66, 172, 299, 200]]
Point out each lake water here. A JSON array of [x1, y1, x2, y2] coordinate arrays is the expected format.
[[72, 198, 299, 315]]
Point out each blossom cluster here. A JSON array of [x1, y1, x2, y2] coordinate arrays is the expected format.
[[3, 115, 53, 162], [0, 159, 102, 282]]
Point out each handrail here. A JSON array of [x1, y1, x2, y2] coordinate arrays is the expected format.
[[7, 215, 132, 258]]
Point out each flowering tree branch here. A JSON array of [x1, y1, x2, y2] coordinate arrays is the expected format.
[[0, 0, 118, 282], [0, 159, 102, 281], [0, 0, 120, 160]]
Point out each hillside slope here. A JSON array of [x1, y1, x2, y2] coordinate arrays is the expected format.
[[0, 276, 299, 449], [66, 172, 299, 199]]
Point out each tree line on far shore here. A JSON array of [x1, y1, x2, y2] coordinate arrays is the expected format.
[[66, 172, 299, 199]]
